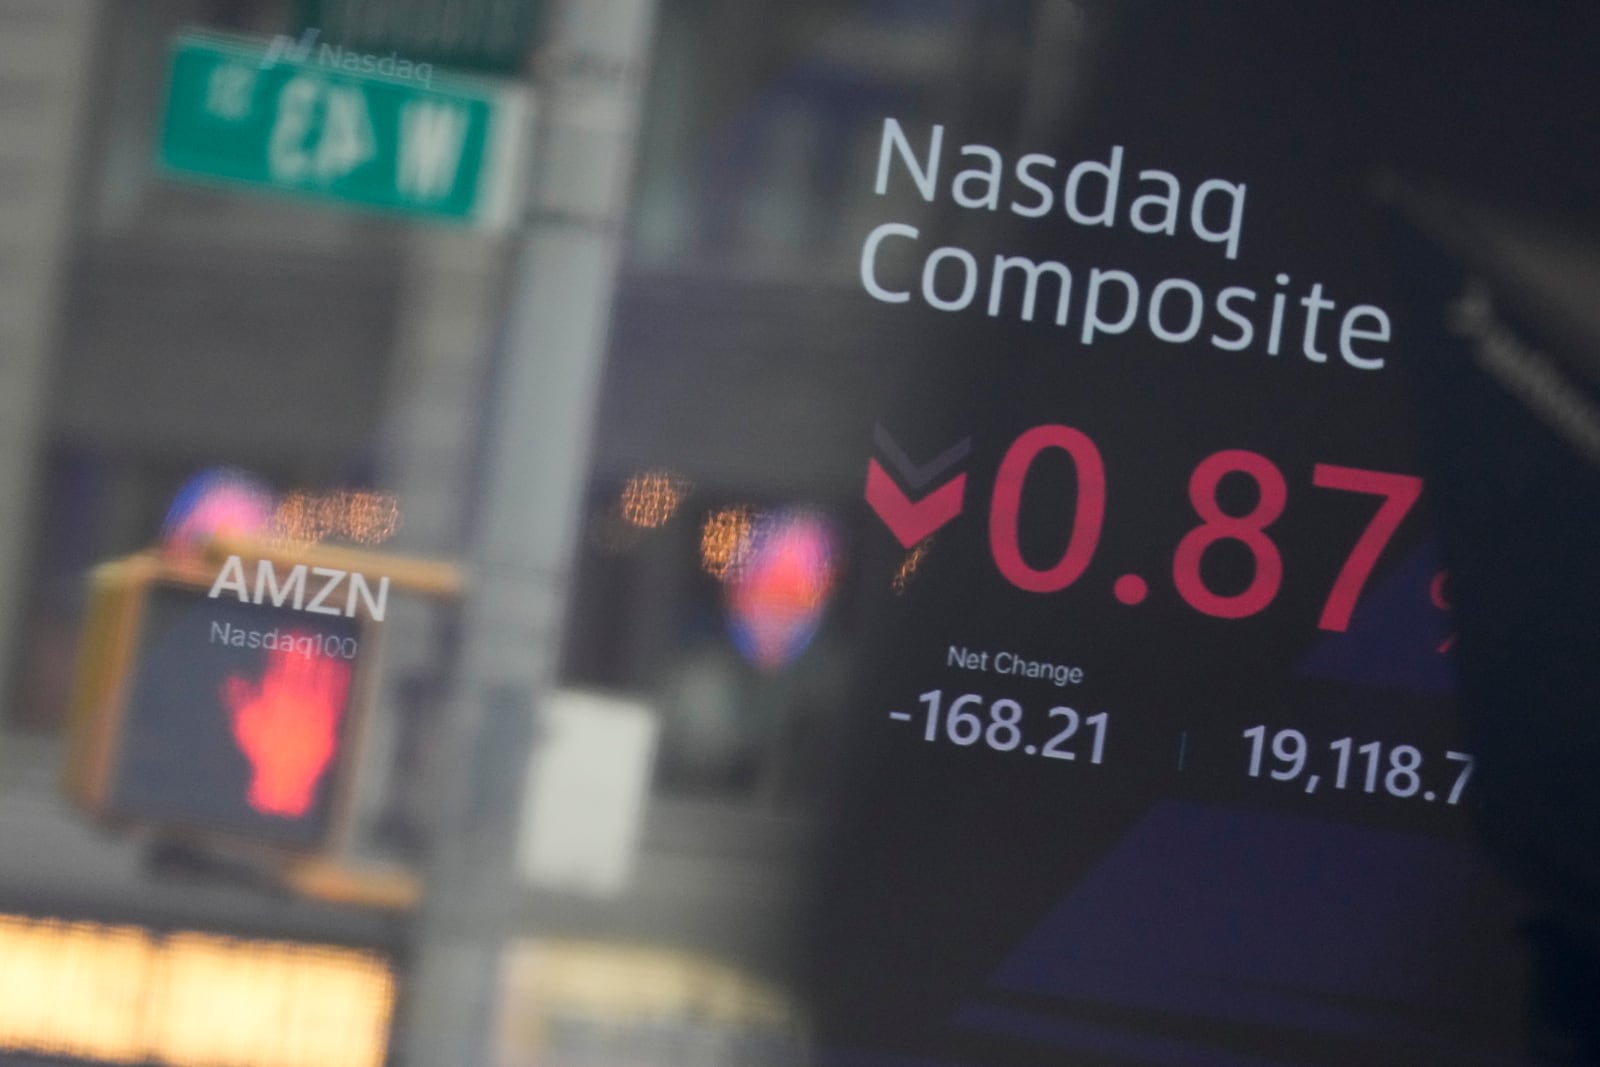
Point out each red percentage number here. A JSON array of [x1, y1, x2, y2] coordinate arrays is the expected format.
[[986, 425, 1422, 629], [1310, 465, 1423, 631], [989, 425, 1106, 593], [1172, 450, 1287, 619]]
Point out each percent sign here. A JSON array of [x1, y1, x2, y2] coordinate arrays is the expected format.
[[1430, 570, 1454, 653]]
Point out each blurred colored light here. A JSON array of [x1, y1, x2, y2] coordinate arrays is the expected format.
[[270, 490, 400, 546], [619, 470, 689, 529], [162, 468, 274, 555], [724, 511, 837, 669], [164, 475, 400, 554], [0, 915, 393, 1067], [501, 939, 802, 1029], [699, 505, 755, 579], [892, 538, 933, 594]]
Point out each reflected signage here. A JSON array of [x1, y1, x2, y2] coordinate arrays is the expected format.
[[157, 31, 529, 228], [110, 581, 363, 847], [66, 539, 463, 858], [65, 553, 369, 851], [0, 914, 394, 1067]]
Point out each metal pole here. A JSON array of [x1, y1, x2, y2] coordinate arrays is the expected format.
[[401, 0, 657, 1062]]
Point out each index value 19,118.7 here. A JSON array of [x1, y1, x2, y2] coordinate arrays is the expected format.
[[1243, 725, 1474, 805]]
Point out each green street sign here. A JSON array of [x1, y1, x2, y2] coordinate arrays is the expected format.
[[157, 31, 530, 227], [296, 0, 541, 78]]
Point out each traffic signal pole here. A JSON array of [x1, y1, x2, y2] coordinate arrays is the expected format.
[[401, 0, 657, 1063]]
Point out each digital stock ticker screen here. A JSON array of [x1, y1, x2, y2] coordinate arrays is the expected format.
[[551, 4, 1600, 1065]]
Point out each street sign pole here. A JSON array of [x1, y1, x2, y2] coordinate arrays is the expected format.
[[399, 0, 657, 1062]]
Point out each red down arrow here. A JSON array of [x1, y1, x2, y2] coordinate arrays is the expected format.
[[864, 458, 967, 549]]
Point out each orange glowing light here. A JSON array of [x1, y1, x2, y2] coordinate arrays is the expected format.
[[619, 471, 689, 529], [892, 538, 933, 594], [269, 490, 400, 547], [0, 915, 393, 1067], [699, 506, 755, 579], [223, 643, 353, 818]]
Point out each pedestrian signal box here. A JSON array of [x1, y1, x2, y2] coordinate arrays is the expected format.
[[64, 543, 461, 859]]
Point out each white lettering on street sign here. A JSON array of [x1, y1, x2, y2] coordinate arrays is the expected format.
[[398, 100, 468, 200]]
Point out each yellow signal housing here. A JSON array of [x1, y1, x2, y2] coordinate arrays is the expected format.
[[62, 541, 462, 911]]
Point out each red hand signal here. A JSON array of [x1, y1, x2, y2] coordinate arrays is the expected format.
[[222, 640, 353, 818]]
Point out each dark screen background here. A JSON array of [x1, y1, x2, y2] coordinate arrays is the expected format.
[[551, 2, 1600, 1064], [111, 584, 362, 850]]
